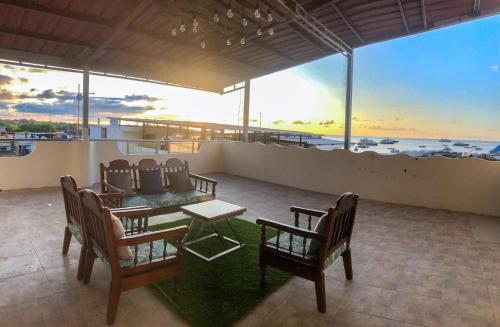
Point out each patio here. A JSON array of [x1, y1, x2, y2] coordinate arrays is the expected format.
[[0, 173, 499, 327]]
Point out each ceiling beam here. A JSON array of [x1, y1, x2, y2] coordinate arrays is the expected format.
[[83, 0, 153, 64], [396, 0, 410, 33], [420, 0, 428, 28], [473, 0, 481, 16], [330, 3, 364, 43], [0, 0, 263, 73]]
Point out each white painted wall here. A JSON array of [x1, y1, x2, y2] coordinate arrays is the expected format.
[[0, 141, 223, 190], [219, 142, 500, 217], [0, 141, 499, 216]]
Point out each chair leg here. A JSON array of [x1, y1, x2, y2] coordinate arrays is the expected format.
[[62, 227, 72, 255], [76, 246, 86, 281], [260, 262, 267, 288], [107, 279, 122, 325], [315, 272, 326, 313], [83, 249, 96, 285], [342, 248, 353, 280]]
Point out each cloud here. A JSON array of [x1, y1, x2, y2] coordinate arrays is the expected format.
[[365, 124, 416, 132], [272, 119, 284, 125], [0, 75, 14, 85], [0, 89, 16, 100], [292, 120, 311, 125], [319, 120, 335, 126], [123, 94, 159, 102], [490, 64, 498, 72]]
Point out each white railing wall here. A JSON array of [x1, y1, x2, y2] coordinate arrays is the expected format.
[[0, 140, 499, 217]]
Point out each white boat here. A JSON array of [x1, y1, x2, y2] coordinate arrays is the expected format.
[[453, 141, 469, 146], [358, 138, 378, 146], [357, 143, 369, 149], [438, 138, 451, 142], [380, 138, 399, 144], [387, 147, 400, 153]]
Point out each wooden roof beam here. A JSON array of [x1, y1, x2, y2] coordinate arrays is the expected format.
[[421, 0, 428, 28], [473, 0, 481, 16], [396, 0, 410, 33], [0, 0, 262, 73], [83, 0, 153, 64], [330, 3, 364, 43]]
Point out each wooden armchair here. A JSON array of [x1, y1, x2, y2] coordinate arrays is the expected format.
[[256, 192, 359, 313], [78, 189, 189, 325], [61, 175, 151, 281]]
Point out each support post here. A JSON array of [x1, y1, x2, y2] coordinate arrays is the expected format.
[[344, 51, 353, 150], [242, 80, 251, 143], [82, 67, 90, 141]]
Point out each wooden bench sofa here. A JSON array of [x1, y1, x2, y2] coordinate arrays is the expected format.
[[100, 158, 217, 216]]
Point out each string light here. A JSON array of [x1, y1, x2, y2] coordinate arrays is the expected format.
[[171, 26, 177, 36], [179, 22, 186, 33], [227, 8, 234, 18], [256, 28, 262, 36], [267, 10, 273, 22], [192, 25, 198, 33], [213, 12, 220, 23], [254, 5, 261, 18], [201, 41, 206, 49], [240, 36, 246, 45], [268, 27, 274, 36], [226, 38, 232, 46], [192, 16, 199, 27], [242, 16, 248, 27]]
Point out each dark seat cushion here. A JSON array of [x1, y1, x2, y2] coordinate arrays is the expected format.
[[122, 190, 214, 210], [139, 169, 164, 194], [107, 171, 133, 195], [167, 170, 195, 193], [307, 213, 329, 256]]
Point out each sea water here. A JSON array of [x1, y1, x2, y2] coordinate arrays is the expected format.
[[319, 136, 500, 156]]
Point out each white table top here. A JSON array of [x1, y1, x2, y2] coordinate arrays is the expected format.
[[181, 200, 246, 222]]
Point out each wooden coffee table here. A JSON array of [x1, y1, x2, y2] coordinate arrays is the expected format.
[[181, 200, 247, 262]]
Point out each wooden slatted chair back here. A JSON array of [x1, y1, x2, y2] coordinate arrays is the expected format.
[[100, 159, 135, 193], [79, 189, 117, 267], [322, 192, 359, 260], [60, 175, 83, 227], [163, 158, 189, 189]]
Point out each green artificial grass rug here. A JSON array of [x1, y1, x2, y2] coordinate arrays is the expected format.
[[149, 218, 291, 327]]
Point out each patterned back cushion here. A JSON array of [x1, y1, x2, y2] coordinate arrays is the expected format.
[[167, 170, 195, 193], [107, 171, 133, 195], [139, 169, 164, 194]]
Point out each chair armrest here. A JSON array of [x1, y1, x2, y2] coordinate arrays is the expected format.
[[98, 192, 124, 208], [101, 180, 126, 195], [189, 173, 217, 195], [109, 207, 152, 218], [290, 206, 327, 217], [116, 226, 189, 247], [256, 218, 323, 240]]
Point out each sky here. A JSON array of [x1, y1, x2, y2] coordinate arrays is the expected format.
[[0, 15, 498, 141]]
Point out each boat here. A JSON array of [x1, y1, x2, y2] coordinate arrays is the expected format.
[[387, 147, 400, 154], [438, 138, 451, 142], [357, 143, 369, 149], [358, 138, 378, 146], [453, 141, 469, 146], [419, 145, 426, 148], [380, 138, 399, 144], [442, 146, 452, 151]]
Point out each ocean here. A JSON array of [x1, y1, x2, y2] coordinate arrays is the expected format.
[[318, 136, 500, 156]]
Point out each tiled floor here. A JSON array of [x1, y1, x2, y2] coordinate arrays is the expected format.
[[0, 173, 499, 327]]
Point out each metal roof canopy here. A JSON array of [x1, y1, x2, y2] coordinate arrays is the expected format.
[[0, 0, 498, 94]]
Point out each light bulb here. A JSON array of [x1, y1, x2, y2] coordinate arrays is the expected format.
[[267, 10, 273, 22], [227, 8, 234, 18], [193, 17, 199, 27], [201, 41, 206, 49], [213, 12, 220, 23], [242, 17, 248, 27], [171, 27, 177, 36], [268, 27, 274, 36], [226, 38, 232, 46], [192, 25, 198, 33], [179, 23, 186, 32], [254, 7, 261, 18], [256, 28, 262, 36], [240, 36, 246, 45]]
